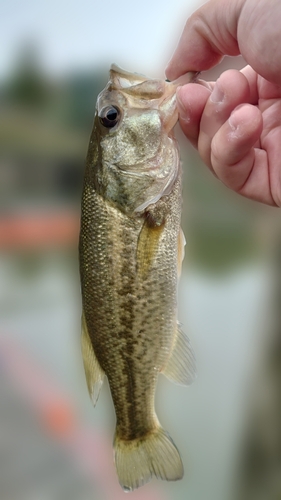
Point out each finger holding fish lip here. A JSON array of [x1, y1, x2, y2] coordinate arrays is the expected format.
[[175, 68, 266, 202]]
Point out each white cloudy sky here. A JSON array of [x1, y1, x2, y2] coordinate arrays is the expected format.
[[2, 0, 204, 79]]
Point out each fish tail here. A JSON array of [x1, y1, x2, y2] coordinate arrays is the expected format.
[[114, 426, 183, 491]]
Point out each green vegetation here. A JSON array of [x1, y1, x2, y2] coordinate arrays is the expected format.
[[0, 45, 268, 271], [181, 144, 265, 272]]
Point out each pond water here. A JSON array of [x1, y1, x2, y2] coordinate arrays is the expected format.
[[0, 255, 270, 500]]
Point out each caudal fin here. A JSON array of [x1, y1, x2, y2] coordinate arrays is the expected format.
[[114, 426, 183, 491]]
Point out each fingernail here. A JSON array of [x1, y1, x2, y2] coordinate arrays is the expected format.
[[228, 113, 238, 132], [210, 81, 224, 104], [165, 60, 176, 81], [228, 105, 244, 132]]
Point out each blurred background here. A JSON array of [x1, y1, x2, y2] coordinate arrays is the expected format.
[[1, 0, 281, 499]]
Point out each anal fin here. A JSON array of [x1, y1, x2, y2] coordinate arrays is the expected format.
[[162, 322, 196, 386], [81, 312, 104, 406]]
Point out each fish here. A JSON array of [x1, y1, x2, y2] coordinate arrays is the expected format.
[[79, 64, 196, 491]]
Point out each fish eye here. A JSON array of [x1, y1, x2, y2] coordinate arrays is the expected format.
[[99, 106, 120, 128]]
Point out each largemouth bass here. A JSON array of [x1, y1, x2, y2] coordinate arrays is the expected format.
[[79, 65, 196, 491]]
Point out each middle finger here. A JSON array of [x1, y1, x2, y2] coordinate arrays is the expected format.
[[198, 69, 251, 171]]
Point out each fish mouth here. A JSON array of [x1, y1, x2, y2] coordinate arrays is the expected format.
[[109, 64, 197, 133]]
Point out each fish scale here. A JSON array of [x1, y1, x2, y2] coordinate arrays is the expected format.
[[79, 64, 196, 491]]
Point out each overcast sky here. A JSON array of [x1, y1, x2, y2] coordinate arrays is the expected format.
[[2, 0, 204, 79]]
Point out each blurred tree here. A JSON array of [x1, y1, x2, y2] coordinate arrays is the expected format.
[[61, 71, 107, 130], [0, 46, 109, 204], [4, 42, 50, 108]]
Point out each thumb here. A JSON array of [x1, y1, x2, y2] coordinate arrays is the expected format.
[[166, 0, 243, 80], [166, 0, 281, 85]]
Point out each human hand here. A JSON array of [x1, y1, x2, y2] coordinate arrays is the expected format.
[[166, 0, 281, 206]]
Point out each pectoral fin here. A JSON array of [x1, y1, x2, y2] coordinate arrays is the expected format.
[[137, 216, 164, 279], [161, 322, 196, 386], [81, 312, 104, 406]]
